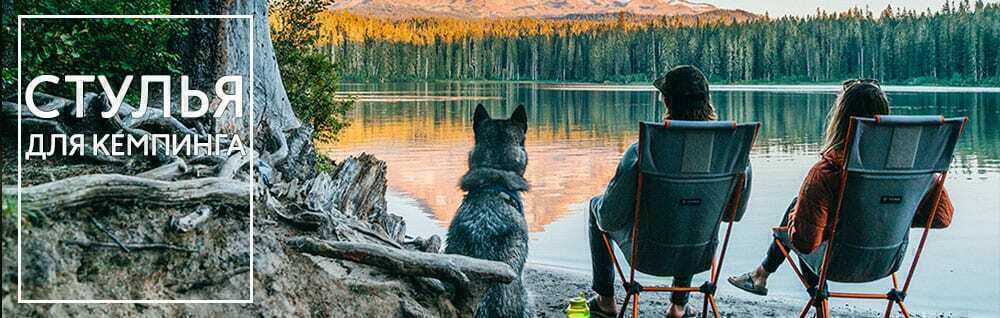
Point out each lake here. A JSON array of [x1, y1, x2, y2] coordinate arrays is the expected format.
[[320, 82, 1000, 316]]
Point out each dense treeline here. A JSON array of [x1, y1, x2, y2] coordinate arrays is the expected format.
[[320, 0, 1000, 85]]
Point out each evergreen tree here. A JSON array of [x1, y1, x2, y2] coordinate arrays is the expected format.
[[309, 3, 1000, 85]]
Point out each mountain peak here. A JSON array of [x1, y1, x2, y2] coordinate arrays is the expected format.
[[624, 0, 718, 14], [330, 0, 721, 19]]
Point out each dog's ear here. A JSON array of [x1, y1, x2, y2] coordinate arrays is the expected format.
[[510, 104, 527, 132], [473, 104, 490, 132]]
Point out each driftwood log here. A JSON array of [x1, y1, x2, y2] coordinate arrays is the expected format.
[[286, 237, 517, 285], [19, 174, 250, 213]]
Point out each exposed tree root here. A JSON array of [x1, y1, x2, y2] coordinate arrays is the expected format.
[[273, 208, 326, 231], [90, 217, 130, 252], [170, 266, 251, 293], [287, 236, 516, 310], [217, 150, 255, 179], [62, 240, 198, 253], [2, 93, 208, 166]]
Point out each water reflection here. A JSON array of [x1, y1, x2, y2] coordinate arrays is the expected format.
[[323, 82, 1000, 315], [325, 82, 1000, 232]]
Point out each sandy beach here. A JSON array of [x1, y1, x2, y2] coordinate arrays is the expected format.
[[524, 264, 957, 318]]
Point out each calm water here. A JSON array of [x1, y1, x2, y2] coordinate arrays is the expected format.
[[321, 82, 1000, 316]]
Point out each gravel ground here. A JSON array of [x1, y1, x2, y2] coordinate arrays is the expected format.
[[525, 264, 911, 318]]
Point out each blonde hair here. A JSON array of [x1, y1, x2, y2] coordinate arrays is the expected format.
[[821, 82, 890, 154]]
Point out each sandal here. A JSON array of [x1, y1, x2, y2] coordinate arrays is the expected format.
[[588, 296, 617, 318], [727, 272, 768, 296]]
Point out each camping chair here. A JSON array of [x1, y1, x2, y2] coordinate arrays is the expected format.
[[771, 115, 967, 318], [599, 120, 760, 318]]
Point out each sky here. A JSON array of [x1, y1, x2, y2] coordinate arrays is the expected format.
[[688, 0, 954, 17]]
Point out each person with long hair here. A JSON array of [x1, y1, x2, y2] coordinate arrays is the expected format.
[[726, 79, 956, 296], [587, 65, 750, 318]]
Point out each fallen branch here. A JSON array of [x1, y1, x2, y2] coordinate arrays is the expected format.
[[287, 236, 515, 294], [347, 223, 403, 249], [90, 217, 129, 252], [62, 240, 198, 253], [20, 174, 251, 213]]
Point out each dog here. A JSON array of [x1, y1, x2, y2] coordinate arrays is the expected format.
[[446, 104, 531, 318]]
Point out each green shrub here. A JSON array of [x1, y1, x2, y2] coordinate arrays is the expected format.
[[275, 46, 353, 142], [270, 0, 353, 143], [1, 194, 29, 228], [2, 195, 13, 219], [315, 154, 335, 174]]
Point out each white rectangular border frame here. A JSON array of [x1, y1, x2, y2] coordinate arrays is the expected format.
[[17, 14, 255, 304]]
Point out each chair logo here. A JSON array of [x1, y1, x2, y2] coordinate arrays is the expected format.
[[680, 198, 702, 206], [880, 196, 903, 204]]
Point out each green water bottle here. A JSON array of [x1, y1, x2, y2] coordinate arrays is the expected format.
[[566, 291, 590, 318]]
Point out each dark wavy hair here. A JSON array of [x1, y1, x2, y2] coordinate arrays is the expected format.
[[663, 91, 717, 121]]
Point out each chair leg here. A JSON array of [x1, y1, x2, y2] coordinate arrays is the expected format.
[[618, 293, 632, 318], [702, 293, 710, 318], [774, 238, 811, 288], [799, 299, 814, 318], [897, 301, 911, 318], [883, 300, 895, 318], [708, 294, 720, 318], [820, 299, 830, 318], [631, 293, 639, 318]]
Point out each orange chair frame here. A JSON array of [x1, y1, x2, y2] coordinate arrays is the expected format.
[[599, 122, 756, 318], [773, 117, 966, 318]]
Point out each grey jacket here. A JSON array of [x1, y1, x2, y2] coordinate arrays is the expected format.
[[591, 143, 753, 244]]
